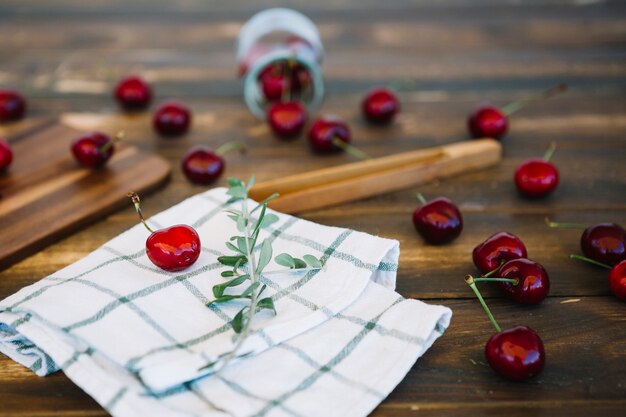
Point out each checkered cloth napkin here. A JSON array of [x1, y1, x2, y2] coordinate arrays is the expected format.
[[0, 188, 451, 417]]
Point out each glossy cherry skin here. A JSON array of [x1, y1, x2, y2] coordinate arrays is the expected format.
[[580, 223, 626, 266], [485, 325, 545, 381], [153, 101, 192, 137], [181, 146, 224, 185], [609, 260, 626, 302], [259, 62, 311, 102], [114, 76, 152, 111], [71, 132, 114, 168], [308, 116, 351, 153], [497, 258, 550, 304], [412, 197, 463, 244], [514, 160, 559, 198], [0, 89, 27, 123], [468, 105, 508, 140], [362, 88, 400, 124], [146, 225, 201, 272], [267, 101, 307, 139], [0, 138, 13, 171], [473, 232, 528, 274]]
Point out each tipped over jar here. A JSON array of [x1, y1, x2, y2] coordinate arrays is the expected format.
[[236, 8, 325, 119]]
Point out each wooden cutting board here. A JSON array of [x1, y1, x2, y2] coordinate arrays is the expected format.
[[0, 120, 171, 270]]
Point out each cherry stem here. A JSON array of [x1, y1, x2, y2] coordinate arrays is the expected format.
[[416, 193, 427, 205], [543, 142, 557, 162], [501, 83, 568, 116], [570, 254, 611, 269], [331, 137, 371, 160], [127, 192, 154, 234], [544, 217, 587, 229], [482, 265, 502, 278], [465, 275, 501, 333], [473, 277, 520, 285], [99, 130, 124, 154], [216, 141, 246, 157]]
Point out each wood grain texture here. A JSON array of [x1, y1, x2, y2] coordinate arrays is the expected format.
[[0, 123, 171, 269], [0, 0, 625, 416]]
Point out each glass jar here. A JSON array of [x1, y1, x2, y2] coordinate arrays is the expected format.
[[236, 8, 325, 119]]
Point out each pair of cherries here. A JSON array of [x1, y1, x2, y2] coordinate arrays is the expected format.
[[467, 232, 548, 381], [114, 76, 192, 137], [548, 220, 626, 301]]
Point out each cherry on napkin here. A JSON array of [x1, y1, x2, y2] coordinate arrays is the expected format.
[[0, 188, 451, 417]]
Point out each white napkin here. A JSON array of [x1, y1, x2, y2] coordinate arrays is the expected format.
[[0, 188, 451, 417]]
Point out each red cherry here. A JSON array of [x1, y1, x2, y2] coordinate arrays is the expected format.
[[485, 325, 545, 381], [308, 116, 351, 153], [258, 62, 312, 102], [468, 105, 508, 140], [609, 260, 626, 301], [0, 138, 13, 171], [473, 232, 528, 275], [581, 223, 626, 266], [412, 195, 463, 244], [181, 146, 224, 185], [497, 258, 550, 304], [267, 101, 307, 139], [146, 225, 201, 272], [515, 160, 559, 198], [0, 89, 27, 123], [71, 132, 115, 168], [362, 88, 400, 124], [153, 101, 192, 137], [128, 193, 201, 272], [114, 76, 152, 111]]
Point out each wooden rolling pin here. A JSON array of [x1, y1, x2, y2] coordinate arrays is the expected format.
[[249, 139, 502, 214]]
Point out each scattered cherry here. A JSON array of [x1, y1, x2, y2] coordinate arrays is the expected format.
[[153, 101, 192, 137], [0, 138, 13, 171], [128, 192, 201, 272], [267, 101, 307, 139], [465, 275, 546, 381], [0, 89, 27, 123], [181, 142, 244, 185], [473, 232, 528, 275], [468, 84, 567, 140], [308, 116, 370, 159], [514, 142, 559, 198], [362, 88, 400, 124], [71, 131, 122, 168], [581, 223, 625, 266], [497, 258, 550, 304], [485, 325, 546, 381], [114, 75, 152, 111], [609, 260, 626, 301], [412, 193, 463, 244]]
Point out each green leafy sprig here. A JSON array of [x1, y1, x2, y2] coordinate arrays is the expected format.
[[206, 177, 324, 374]]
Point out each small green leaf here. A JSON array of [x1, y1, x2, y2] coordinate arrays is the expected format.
[[231, 308, 247, 333], [227, 196, 242, 204], [236, 215, 247, 232], [225, 241, 243, 254], [221, 270, 235, 278], [292, 258, 307, 269], [258, 284, 267, 297], [227, 185, 247, 199], [207, 294, 251, 305], [246, 175, 255, 190], [275, 253, 296, 268], [251, 193, 280, 214], [256, 239, 273, 275], [241, 282, 260, 297], [303, 255, 323, 268], [257, 297, 276, 314], [260, 213, 279, 229], [213, 274, 249, 298], [227, 177, 244, 188], [218, 255, 247, 267]]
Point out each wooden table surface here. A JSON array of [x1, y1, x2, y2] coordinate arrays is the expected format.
[[1, 1, 625, 416]]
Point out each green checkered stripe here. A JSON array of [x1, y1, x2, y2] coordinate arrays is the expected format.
[[0, 189, 449, 417]]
